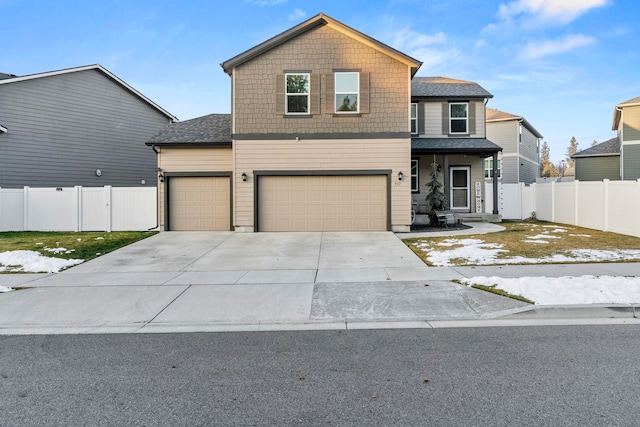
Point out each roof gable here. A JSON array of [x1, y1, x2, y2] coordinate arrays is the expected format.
[[411, 76, 493, 99], [221, 13, 422, 76], [485, 107, 543, 138], [0, 65, 177, 121]]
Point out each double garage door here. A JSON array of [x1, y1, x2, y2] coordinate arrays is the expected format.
[[258, 175, 388, 232]]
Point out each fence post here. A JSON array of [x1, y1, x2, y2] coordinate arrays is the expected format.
[[23, 186, 29, 231], [104, 185, 112, 232], [74, 186, 81, 232], [603, 179, 609, 232], [550, 181, 556, 222], [574, 180, 579, 226]]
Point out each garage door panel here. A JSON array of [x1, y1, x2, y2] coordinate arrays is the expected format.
[[169, 177, 230, 231], [259, 175, 387, 232]]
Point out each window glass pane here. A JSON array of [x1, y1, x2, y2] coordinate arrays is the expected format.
[[451, 103, 467, 118], [411, 160, 418, 191], [452, 169, 467, 187], [452, 189, 468, 207], [451, 119, 467, 133], [336, 94, 358, 112], [335, 73, 358, 92], [411, 104, 417, 118], [287, 95, 308, 113], [286, 74, 309, 94]]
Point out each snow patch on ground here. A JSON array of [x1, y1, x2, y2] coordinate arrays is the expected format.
[[461, 275, 640, 305], [0, 250, 83, 273], [0, 285, 13, 293]]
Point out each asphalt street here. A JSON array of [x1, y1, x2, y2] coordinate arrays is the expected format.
[[1, 325, 639, 426]]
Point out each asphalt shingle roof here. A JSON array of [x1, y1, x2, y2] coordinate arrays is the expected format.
[[572, 137, 620, 158], [617, 96, 640, 106], [146, 114, 231, 146], [486, 107, 519, 121], [411, 77, 493, 98], [412, 138, 502, 153]]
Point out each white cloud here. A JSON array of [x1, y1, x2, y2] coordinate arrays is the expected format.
[[288, 8, 306, 21], [520, 33, 596, 59], [498, 0, 610, 24], [391, 29, 447, 51], [385, 29, 461, 73]]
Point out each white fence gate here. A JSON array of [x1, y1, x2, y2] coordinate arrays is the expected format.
[[0, 186, 157, 232], [486, 180, 640, 237]]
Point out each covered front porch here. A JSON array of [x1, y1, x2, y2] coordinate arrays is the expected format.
[[410, 138, 502, 224]]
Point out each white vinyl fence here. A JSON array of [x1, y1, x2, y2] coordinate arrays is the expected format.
[[0, 186, 157, 232], [486, 180, 640, 237]]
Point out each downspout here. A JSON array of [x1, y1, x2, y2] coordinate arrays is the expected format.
[[485, 98, 499, 216]]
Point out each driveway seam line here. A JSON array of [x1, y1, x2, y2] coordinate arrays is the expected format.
[[147, 284, 192, 324]]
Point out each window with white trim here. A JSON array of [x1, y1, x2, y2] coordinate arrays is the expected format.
[[411, 159, 419, 192], [484, 158, 501, 178], [450, 102, 468, 134], [411, 103, 418, 134], [285, 73, 310, 114], [335, 72, 359, 113]]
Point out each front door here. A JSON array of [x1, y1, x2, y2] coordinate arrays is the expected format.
[[450, 166, 470, 210]]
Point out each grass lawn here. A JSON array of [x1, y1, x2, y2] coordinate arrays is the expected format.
[[404, 221, 640, 266], [0, 231, 156, 273]]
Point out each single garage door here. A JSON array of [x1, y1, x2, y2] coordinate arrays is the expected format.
[[258, 175, 387, 231], [169, 176, 230, 231]]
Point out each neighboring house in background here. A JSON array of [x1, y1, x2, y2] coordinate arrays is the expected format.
[[410, 78, 501, 218], [612, 96, 640, 180], [147, 13, 501, 232], [572, 95, 640, 181], [0, 64, 177, 188], [485, 107, 543, 184], [572, 137, 620, 181]]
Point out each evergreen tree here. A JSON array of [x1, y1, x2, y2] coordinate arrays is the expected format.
[[425, 159, 448, 225], [566, 136, 579, 167]]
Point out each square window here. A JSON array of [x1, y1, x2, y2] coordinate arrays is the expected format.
[[335, 72, 359, 113], [450, 102, 468, 134], [286, 73, 309, 114]]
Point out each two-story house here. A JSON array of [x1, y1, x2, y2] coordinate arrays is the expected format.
[[147, 13, 501, 232], [0, 64, 176, 188], [573, 96, 640, 181], [485, 108, 542, 184]]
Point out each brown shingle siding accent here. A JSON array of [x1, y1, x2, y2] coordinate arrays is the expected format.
[[233, 25, 409, 135]]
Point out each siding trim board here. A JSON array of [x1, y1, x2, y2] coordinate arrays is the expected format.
[[163, 172, 233, 231], [233, 132, 410, 140], [253, 169, 392, 232]]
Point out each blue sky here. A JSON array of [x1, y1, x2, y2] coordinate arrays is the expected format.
[[2, 0, 638, 163]]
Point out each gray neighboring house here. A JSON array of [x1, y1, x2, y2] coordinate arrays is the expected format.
[[572, 137, 621, 181], [485, 107, 543, 184], [0, 64, 177, 188]]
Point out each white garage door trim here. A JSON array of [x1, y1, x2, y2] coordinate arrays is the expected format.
[[255, 170, 391, 232], [165, 172, 232, 231]]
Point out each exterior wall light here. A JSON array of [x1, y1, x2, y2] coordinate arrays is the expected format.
[[398, 171, 404, 181], [158, 173, 164, 183], [242, 172, 248, 182]]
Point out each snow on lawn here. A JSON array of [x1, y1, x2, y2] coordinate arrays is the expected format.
[[0, 285, 13, 293], [461, 275, 640, 305], [0, 250, 83, 273]]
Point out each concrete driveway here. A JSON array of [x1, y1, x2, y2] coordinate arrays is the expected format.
[[0, 231, 530, 334]]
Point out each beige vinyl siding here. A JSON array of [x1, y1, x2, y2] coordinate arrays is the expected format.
[[575, 156, 621, 181], [423, 100, 485, 138], [157, 146, 233, 228], [622, 106, 640, 142], [487, 121, 516, 153], [232, 25, 410, 135], [622, 145, 640, 180], [234, 138, 410, 230]]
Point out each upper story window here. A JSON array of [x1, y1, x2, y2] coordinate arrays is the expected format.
[[285, 73, 310, 114], [335, 72, 359, 113], [450, 102, 468, 134], [411, 103, 418, 134]]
